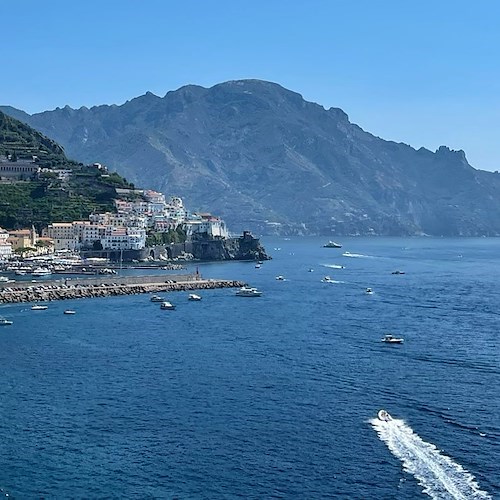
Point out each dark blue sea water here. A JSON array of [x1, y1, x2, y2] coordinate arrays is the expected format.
[[0, 237, 498, 499]]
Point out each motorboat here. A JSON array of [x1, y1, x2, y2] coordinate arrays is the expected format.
[[275, 275, 285, 281], [188, 293, 202, 301], [308, 268, 314, 272], [381, 334, 404, 344], [0, 276, 9, 282], [365, 288, 374, 294], [31, 304, 48, 310], [63, 310, 76, 315], [255, 264, 261, 269], [160, 301, 176, 310], [321, 276, 335, 283], [377, 410, 392, 422], [32, 267, 52, 277], [391, 270, 405, 275], [150, 295, 165, 302], [235, 286, 262, 297], [323, 241, 342, 248], [0, 317, 13, 326]]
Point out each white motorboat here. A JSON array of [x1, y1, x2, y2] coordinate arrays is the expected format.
[[64, 310, 76, 315], [0, 317, 13, 325], [0, 276, 9, 282], [275, 275, 285, 281], [235, 286, 262, 297], [377, 410, 392, 422], [255, 264, 261, 269], [381, 334, 404, 344], [365, 288, 374, 294], [32, 267, 52, 277], [321, 276, 335, 283], [160, 301, 176, 310], [323, 241, 342, 248], [188, 293, 202, 301], [31, 304, 48, 310], [150, 295, 165, 302]]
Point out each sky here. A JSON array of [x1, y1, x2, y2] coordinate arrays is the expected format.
[[2, 0, 500, 171]]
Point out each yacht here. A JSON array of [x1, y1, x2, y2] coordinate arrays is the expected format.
[[188, 293, 202, 301], [31, 304, 48, 310], [323, 241, 342, 248], [381, 334, 404, 344], [160, 301, 176, 310], [0, 317, 13, 326], [235, 286, 262, 297], [377, 410, 392, 422], [150, 295, 165, 302], [32, 267, 52, 277]]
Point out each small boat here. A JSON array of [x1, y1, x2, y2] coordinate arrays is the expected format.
[[308, 268, 314, 272], [255, 264, 261, 269], [15, 270, 27, 276], [31, 304, 48, 310], [0, 317, 13, 326], [323, 241, 342, 248], [365, 288, 374, 294], [321, 276, 335, 283], [275, 275, 285, 281], [381, 334, 404, 344], [235, 286, 262, 297], [0, 276, 9, 282], [377, 410, 392, 422], [188, 293, 202, 301], [63, 310, 76, 315], [160, 301, 176, 310], [150, 295, 164, 302], [391, 270, 405, 275]]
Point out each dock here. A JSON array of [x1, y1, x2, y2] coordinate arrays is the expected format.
[[0, 274, 245, 304]]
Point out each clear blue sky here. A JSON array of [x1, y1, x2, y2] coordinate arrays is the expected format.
[[2, 0, 500, 171]]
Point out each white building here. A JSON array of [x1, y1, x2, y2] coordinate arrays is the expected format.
[[0, 228, 12, 260], [46, 222, 78, 251], [101, 227, 146, 250], [185, 215, 228, 239]]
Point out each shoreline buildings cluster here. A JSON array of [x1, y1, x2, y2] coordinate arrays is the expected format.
[[0, 188, 229, 260]]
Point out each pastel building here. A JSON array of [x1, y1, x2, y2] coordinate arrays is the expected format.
[[0, 228, 12, 260]]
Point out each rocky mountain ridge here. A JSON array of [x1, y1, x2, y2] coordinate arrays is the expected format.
[[3, 80, 500, 236]]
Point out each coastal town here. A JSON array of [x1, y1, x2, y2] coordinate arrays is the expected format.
[[0, 160, 228, 262]]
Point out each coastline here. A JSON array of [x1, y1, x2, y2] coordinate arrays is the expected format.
[[0, 274, 245, 304]]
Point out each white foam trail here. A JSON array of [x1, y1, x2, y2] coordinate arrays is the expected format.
[[322, 264, 345, 269], [371, 418, 491, 499], [342, 252, 371, 258]]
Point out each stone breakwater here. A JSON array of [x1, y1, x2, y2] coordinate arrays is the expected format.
[[0, 276, 245, 304]]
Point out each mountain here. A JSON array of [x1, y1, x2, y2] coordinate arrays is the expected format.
[[0, 111, 134, 230], [3, 80, 500, 236]]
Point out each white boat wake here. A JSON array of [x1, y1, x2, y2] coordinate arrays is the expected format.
[[342, 252, 371, 258], [371, 417, 491, 499], [322, 264, 345, 269]]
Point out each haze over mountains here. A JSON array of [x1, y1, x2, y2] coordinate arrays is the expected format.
[[3, 79, 500, 236]]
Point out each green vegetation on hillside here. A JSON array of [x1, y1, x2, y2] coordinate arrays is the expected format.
[[0, 111, 74, 167], [0, 111, 137, 230], [146, 227, 187, 246]]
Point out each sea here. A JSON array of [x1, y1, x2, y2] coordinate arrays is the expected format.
[[0, 237, 498, 499]]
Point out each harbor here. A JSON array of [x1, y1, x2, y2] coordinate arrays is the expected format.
[[0, 273, 245, 304]]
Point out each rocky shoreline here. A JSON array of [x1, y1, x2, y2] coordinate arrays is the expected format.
[[0, 277, 245, 304]]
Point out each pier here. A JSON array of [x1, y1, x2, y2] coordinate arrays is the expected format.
[[0, 274, 245, 304]]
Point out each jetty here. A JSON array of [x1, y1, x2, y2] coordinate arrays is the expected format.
[[0, 274, 245, 304]]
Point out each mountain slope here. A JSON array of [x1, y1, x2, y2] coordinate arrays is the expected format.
[[0, 111, 134, 230], [3, 80, 500, 235]]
